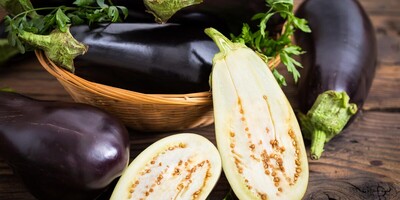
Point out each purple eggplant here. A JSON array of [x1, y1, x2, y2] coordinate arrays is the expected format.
[[0, 91, 130, 200], [30, 0, 283, 34], [71, 23, 220, 94], [294, 0, 377, 159]]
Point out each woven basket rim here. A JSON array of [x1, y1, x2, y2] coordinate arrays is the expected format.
[[35, 50, 281, 106]]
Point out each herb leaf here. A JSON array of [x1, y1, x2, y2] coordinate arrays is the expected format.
[[55, 8, 70, 32], [4, 0, 127, 72], [232, 0, 311, 86]]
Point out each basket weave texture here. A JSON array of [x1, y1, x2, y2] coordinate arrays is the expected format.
[[36, 50, 281, 132]]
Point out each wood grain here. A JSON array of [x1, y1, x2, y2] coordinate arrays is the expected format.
[[1, 0, 400, 199]]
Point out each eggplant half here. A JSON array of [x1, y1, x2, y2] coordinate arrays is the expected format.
[[206, 28, 308, 200], [0, 91, 130, 200], [110, 133, 222, 200], [294, 0, 378, 159]]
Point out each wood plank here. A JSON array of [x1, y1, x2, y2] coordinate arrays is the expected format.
[[0, 55, 72, 102], [364, 65, 400, 110], [1, 0, 399, 199]]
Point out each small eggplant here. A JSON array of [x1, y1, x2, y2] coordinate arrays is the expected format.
[[0, 91, 130, 200], [71, 23, 220, 94], [294, 0, 378, 159]]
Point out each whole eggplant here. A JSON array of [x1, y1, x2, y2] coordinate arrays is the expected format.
[[71, 23, 220, 94], [0, 91, 130, 200], [30, 0, 283, 34], [294, 0, 377, 159]]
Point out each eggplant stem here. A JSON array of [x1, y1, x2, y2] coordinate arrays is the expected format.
[[204, 28, 237, 54], [310, 129, 326, 160], [299, 90, 357, 159], [18, 27, 88, 72], [144, 0, 203, 23]]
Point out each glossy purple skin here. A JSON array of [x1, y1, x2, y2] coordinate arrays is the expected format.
[[294, 0, 377, 113], [71, 23, 220, 94], [31, 0, 280, 34], [0, 92, 130, 200]]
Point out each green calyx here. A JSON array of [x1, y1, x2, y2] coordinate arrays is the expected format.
[[18, 26, 88, 72], [298, 90, 358, 160], [144, 0, 203, 23]]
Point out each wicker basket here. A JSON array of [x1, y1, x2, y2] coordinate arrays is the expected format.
[[36, 50, 281, 132]]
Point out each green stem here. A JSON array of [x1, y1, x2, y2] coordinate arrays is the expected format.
[[17, 28, 87, 72], [204, 28, 236, 54], [310, 129, 326, 160], [298, 90, 358, 160], [18, 31, 52, 50]]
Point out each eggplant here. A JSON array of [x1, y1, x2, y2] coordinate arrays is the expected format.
[[30, 0, 283, 35], [71, 23, 220, 94], [294, 0, 377, 159], [205, 28, 308, 200], [0, 91, 130, 200], [111, 133, 222, 200]]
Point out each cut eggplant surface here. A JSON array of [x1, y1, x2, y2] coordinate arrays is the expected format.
[[206, 28, 309, 200], [110, 133, 222, 200]]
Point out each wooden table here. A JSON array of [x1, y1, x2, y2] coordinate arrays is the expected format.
[[1, 0, 399, 199]]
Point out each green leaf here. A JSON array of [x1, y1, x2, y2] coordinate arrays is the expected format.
[[73, 0, 96, 6], [68, 13, 85, 25], [231, 0, 310, 86], [283, 45, 304, 55], [117, 6, 128, 19], [259, 12, 275, 37], [96, 0, 108, 8], [272, 69, 287, 86], [292, 17, 311, 33], [107, 6, 119, 22], [251, 13, 266, 21], [55, 8, 70, 32]]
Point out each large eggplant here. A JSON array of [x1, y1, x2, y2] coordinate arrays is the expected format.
[[294, 0, 377, 159], [71, 23, 220, 94], [206, 28, 308, 200], [30, 0, 282, 34], [0, 91, 130, 200]]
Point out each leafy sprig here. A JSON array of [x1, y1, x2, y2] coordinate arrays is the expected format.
[[4, 0, 128, 54], [231, 0, 311, 86]]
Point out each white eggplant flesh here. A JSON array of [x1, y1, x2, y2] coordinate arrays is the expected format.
[[205, 28, 309, 200], [110, 133, 222, 200]]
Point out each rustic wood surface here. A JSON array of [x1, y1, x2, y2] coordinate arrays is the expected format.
[[1, 0, 399, 199]]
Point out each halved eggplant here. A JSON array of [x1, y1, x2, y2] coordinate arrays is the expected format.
[[110, 133, 222, 200], [206, 28, 309, 199]]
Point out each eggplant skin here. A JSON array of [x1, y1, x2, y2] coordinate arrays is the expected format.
[[295, 0, 377, 113], [0, 92, 130, 200], [71, 23, 219, 94]]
